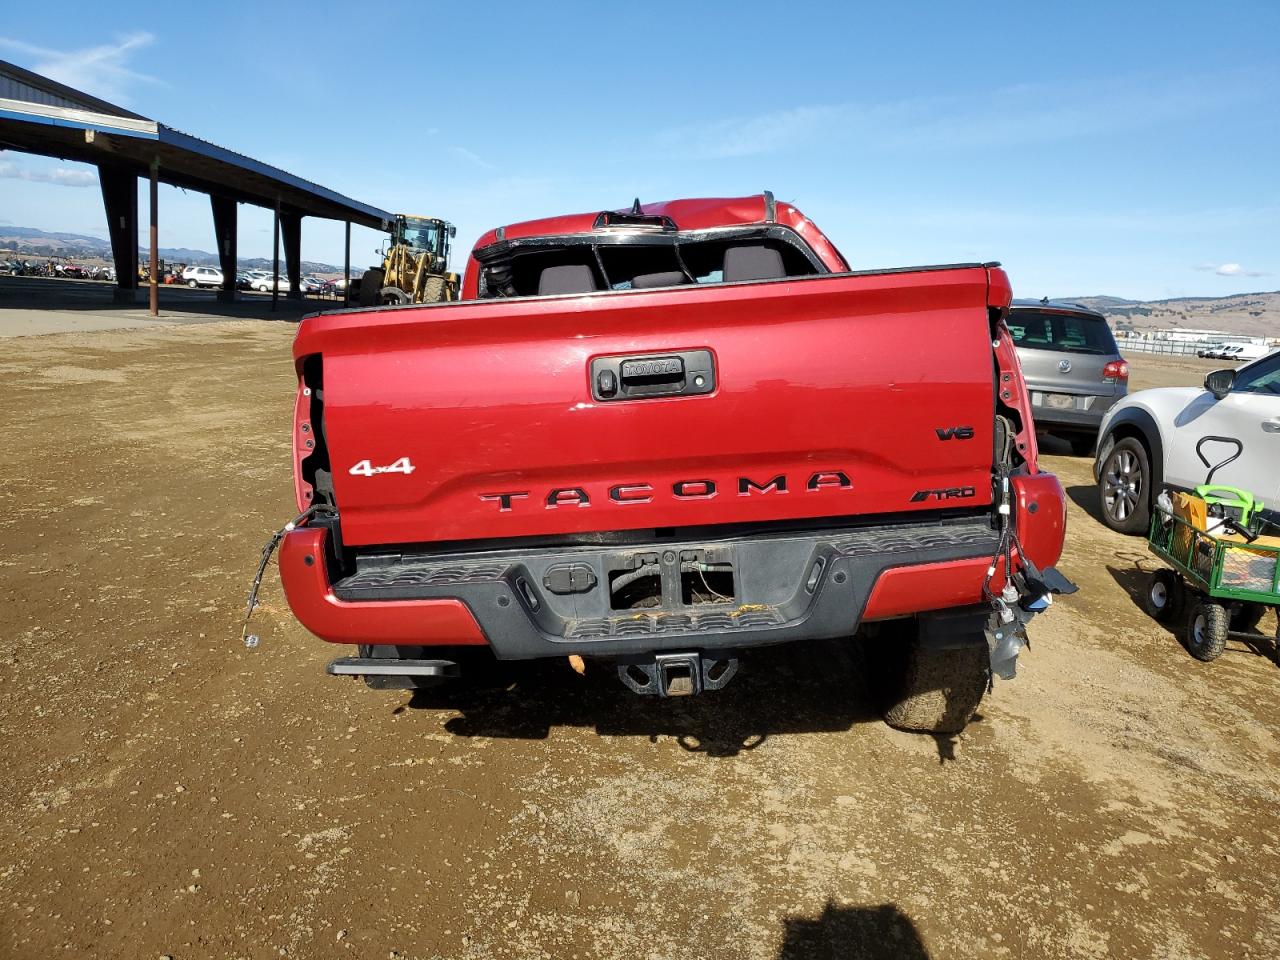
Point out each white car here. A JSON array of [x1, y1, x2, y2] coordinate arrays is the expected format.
[[182, 265, 224, 288], [1094, 350, 1280, 533], [251, 274, 291, 293]]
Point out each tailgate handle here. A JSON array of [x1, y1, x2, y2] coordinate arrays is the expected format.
[[591, 350, 715, 402], [621, 356, 683, 386]]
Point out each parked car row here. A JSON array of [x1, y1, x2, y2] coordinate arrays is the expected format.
[[1196, 343, 1267, 361], [176, 266, 333, 294], [6, 259, 116, 281]]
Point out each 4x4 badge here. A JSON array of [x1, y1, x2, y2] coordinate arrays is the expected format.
[[349, 457, 415, 476]]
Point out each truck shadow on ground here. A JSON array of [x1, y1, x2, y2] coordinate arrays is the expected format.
[[775, 901, 929, 959], [399, 638, 894, 757]]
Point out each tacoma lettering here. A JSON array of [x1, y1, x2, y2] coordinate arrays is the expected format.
[[546, 487, 590, 508], [480, 471, 851, 512], [739, 475, 787, 496]]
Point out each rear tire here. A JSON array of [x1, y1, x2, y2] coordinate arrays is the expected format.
[[358, 268, 384, 307], [1184, 600, 1228, 662], [1142, 569, 1183, 624], [881, 626, 989, 735], [1099, 437, 1151, 535]]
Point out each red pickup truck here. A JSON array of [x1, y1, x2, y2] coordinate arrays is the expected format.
[[280, 194, 1072, 734]]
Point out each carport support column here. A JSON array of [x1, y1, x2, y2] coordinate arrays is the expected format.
[[211, 196, 237, 303], [148, 160, 159, 317], [343, 221, 351, 308], [271, 199, 280, 312], [281, 210, 303, 300], [97, 165, 138, 301]]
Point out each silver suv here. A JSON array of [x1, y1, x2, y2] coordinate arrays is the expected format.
[[181, 265, 225, 289], [1009, 299, 1129, 455]]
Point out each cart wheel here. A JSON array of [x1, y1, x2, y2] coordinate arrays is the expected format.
[[1185, 600, 1229, 662], [1142, 569, 1183, 623], [1230, 604, 1265, 633]]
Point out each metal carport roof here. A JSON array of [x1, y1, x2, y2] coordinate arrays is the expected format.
[[0, 59, 392, 229]]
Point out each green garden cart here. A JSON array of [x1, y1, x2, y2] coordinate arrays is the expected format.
[[1142, 436, 1279, 661]]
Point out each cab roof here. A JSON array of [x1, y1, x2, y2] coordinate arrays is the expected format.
[[469, 193, 849, 273]]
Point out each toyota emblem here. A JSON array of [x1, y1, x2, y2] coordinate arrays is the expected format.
[[1058, 359, 1072, 373]]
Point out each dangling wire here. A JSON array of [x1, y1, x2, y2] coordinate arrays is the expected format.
[[697, 566, 732, 603], [239, 506, 317, 648]]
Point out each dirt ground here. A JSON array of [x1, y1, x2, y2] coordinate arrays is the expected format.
[[1, 324, 1277, 960]]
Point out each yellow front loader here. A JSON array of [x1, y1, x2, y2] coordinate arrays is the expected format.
[[358, 215, 459, 306]]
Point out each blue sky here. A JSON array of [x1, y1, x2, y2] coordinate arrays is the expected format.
[[1, 1, 1277, 300]]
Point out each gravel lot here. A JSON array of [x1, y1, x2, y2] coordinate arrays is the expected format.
[[1, 323, 1277, 959]]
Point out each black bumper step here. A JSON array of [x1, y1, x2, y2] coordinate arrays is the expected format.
[[326, 657, 460, 678], [565, 606, 785, 639], [327, 517, 1000, 659]]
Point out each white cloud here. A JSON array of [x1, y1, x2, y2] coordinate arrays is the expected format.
[[657, 69, 1273, 160], [451, 146, 495, 170], [1194, 261, 1269, 277], [0, 157, 96, 187], [662, 104, 846, 159], [0, 32, 157, 104]]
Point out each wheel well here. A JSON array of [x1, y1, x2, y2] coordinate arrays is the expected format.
[[1104, 423, 1161, 497]]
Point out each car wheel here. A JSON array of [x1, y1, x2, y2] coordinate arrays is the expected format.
[[1099, 437, 1151, 535], [1142, 569, 1183, 623], [187, 279, 198, 287], [1185, 599, 1228, 662]]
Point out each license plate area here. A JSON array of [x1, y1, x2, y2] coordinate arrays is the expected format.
[[1040, 392, 1076, 410], [607, 547, 736, 610]]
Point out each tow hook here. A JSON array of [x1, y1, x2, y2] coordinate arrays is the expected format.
[[987, 562, 1077, 680], [617, 652, 739, 697]]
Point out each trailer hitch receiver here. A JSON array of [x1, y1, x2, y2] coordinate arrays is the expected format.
[[617, 652, 739, 696]]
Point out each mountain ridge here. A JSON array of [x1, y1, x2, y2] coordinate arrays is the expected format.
[[0, 225, 343, 274], [1064, 292, 1280, 339]]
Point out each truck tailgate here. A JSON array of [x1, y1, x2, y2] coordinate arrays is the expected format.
[[294, 265, 1002, 547]]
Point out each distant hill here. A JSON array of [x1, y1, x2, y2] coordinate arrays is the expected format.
[[1069, 295, 1141, 309], [1066, 292, 1280, 340], [0, 226, 342, 274]]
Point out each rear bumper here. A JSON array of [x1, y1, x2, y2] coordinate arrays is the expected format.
[[1029, 390, 1124, 432], [280, 474, 1065, 659]]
